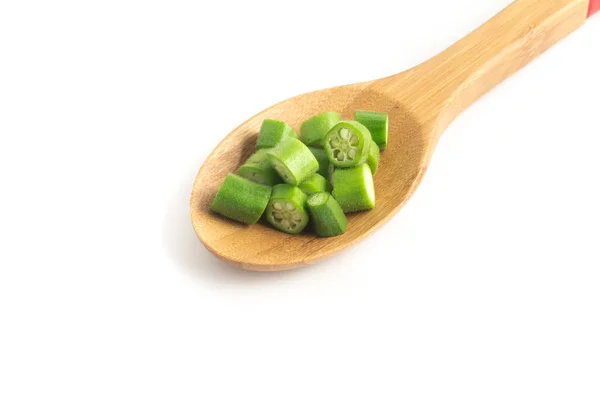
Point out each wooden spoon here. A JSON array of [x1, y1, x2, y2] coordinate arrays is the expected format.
[[191, 0, 597, 271]]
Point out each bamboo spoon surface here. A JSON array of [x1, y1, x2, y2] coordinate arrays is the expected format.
[[191, 0, 597, 271]]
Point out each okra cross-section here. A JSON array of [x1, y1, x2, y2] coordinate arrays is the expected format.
[[299, 173, 331, 195], [354, 110, 388, 150], [256, 119, 297, 149], [324, 121, 372, 168], [267, 138, 319, 186], [210, 174, 272, 224], [307, 192, 347, 237], [300, 112, 341, 148], [266, 184, 309, 234], [332, 164, 375, 213], [237, 149, 282, 186]]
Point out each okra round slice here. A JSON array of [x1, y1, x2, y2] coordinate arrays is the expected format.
[[355, 110, 388, 150], [256, 119, 297, 149], [367, 141, 380, 175], [324, 121, 372, 168], [237, 149, 282, 186], [265, 184, 309, 234], [308, 147, 330, 177], [300, 112, 341, 148], [299, 173, 332, 195], [267, 138, 319, 186], [211, 174, 272, 224], [307, 192, 348, 237], [332, 164, 375, 213]]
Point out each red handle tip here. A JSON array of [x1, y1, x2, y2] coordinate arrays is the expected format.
[[589, 0, 600, 17]]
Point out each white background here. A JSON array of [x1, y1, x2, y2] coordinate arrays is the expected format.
[[1, 1, 599, 399]]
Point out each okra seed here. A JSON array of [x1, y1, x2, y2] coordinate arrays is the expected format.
[[340, 128, 350, 139], [349, 135, 359, 145], [273, 202, 283, 210], [348, 148, 357, 159]]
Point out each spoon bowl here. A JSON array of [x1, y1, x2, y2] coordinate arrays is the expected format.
[[191, 0, 591, 271], [191, 84, 429, 270]]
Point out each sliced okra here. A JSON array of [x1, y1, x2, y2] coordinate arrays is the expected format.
[[324, 121, 372, 168], [267, 138, 319, 186], [256, 119, 297, 149], [237, 149, 282, 186], [332, 164, 375, 213], [265, 184, 309, 234], [300, 112, 341, 148], [308, 147, 330, 177], [210, 174, 272, 224], [328, 163, 335, 185], [367, 141, 380, 175], [354, 110, 388, 150], [299, 173, 331, 195], [307, 192, 347, 237]]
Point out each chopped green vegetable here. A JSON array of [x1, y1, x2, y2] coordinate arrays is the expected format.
[[367, 141, 380, 175], [332, 164, 375, 213], [307, 192, 347, 237], [211, 174, 272, 224], [213, 111, 385, 236], [354, 110, 388, 150], [237, 149, 282, 186], [327, 164, 335, 185], [300, 112, 341, 148], [268, 138, 319, 186], [265, 184, 309, 234], [256, 119, 297, 149], [308, 147, 330, 177], [299, 173, 331, 195], [324, 121, 372, 168]]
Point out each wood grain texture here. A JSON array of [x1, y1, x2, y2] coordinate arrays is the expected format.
[[191, 0, 589, 271]]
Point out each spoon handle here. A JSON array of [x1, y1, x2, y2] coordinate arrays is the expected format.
[[389, 0, 593, 131], [590, 0, 600, 16]]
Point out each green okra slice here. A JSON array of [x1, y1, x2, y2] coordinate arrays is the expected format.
[[308, 147, 330, 177], [299, 173, 331, 195], [237, 149, 282, 186], [367, 141, 380, 175], [307, 192, 347, 237], [332, 164, 375, 213], [324, 121, 373, 168], [300, 112, 341, 148], [265, 184, 309, 234], [327, 164, 335, 185], [267, 138, 319, 186], [354, 110, 388, 150], [211, 174, 272, 224], [256, 119, 297, 149]]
